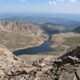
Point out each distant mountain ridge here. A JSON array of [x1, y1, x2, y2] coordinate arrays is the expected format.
[[42, 22, 64, 35], [0, 13, 80, 31]]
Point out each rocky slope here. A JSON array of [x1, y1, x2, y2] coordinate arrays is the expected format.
[[73, 26, 80, 33], [0, 45, 80, 80], [0, 21, 48, 51], [42, 22, 64, 35], [0, 21, 65, 51], [50, 32, 80, 53]]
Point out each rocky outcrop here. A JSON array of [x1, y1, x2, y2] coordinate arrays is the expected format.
[[50, 46, 80, 80], [0, 45, 32, 80], [0, 45, 80, 80], [31, 46, 80, 80]]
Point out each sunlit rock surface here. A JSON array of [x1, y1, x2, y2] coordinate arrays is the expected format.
[[0, 45, 80, 80]]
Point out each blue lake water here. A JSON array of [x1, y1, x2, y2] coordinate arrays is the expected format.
[[14, 41, 55, 55]]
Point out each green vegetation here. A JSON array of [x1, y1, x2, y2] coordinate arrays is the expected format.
[[64, 37, 80, 47], [55, 46, 66, 52], [46, 51, 64, 56], [49, 36, 80, 55]]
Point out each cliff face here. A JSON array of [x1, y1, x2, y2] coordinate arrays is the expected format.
[[0, 45, 80, 80]]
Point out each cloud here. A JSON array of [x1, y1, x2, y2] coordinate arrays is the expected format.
[[19, 0, 28, 2], [49, 1, 57, 5], [69, 0, 78, 3], [49, 0, 64, 5], [49, 0, 78, 5]]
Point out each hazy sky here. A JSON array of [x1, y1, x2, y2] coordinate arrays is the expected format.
[[0, 0, 80, 14]]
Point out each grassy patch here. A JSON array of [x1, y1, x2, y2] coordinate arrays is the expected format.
[[64, 37, 80, 47], [45, 51, 64, 56], [0, 31, 40, 51]]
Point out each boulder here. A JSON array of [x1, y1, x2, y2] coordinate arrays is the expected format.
[[0, 45, 37, 80]]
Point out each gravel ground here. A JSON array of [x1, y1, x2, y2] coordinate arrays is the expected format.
[[18, 55, 58, 64]]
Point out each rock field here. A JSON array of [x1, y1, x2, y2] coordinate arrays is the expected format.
[[0, 45, 80, 80]]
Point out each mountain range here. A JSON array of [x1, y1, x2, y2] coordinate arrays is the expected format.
[[0, 13, 80, 31], [0, 21, 65, 51]]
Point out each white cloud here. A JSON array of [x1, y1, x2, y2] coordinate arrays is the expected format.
[[19, 0, 28, 2], [49, 0, 64, 5], [49, 0, 78, 5], [69, 0, 78, 3], [49, 1, 57, 5]]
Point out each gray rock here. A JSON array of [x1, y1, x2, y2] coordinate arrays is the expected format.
[[59, 72, 76, 80], [0, 45, 80, 80]]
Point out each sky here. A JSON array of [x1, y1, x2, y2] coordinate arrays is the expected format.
[[0, 0, 80, 14]]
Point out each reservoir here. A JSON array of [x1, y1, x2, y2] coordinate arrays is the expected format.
[[14, 40, 55, 55]]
